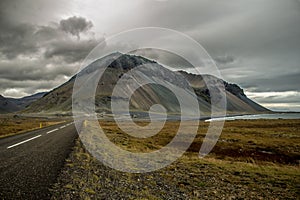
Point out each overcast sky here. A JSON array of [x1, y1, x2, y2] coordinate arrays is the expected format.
[[0, 0, 299, 111]]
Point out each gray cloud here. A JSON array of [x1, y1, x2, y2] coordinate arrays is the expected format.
[[35, 24, 66, 41], [0, 16, 99, 81], [240, 72, 300, 93], [257, 96, 300, 104], [44, 38, 101, 63], [0, 13, 98, 60], [0, 56, 79, 97], [0, 0, 299, 111], [214, 55, 236, 65], [0, 77, 69, 97], [60, 16, 93, 39], [0, 1, 100, 98], [132, 0, 236, 32], [0, 20, 38, 59], [0, 58, 78, 81]]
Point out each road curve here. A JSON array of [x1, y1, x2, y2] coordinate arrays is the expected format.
[[0, 122, 78, 199]]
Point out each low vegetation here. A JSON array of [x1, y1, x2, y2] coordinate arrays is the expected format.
[[0, 115, 66, 138], [51, 119, 300, 199]]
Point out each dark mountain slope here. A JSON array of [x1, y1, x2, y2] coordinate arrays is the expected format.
[[7, 92, 47, 109], [0, 95, 20, 114], [0, 92, 47, 113]]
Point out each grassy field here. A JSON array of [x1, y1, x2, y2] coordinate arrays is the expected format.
[[51, 119, 300, 199], [0, 115, 66, 138], [97, 119, 300, 164]]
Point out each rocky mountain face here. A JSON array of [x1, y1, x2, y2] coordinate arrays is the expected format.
[[24, 53, 269, 116], [180, 71, 268, 113]]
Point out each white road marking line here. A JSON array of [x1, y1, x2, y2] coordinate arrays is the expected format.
[[46, 128, 59, 134], [60, 125, 66, 129], [7, 135, 42, 149]]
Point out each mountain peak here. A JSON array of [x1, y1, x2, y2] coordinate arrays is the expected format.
[[78, 52, 157, 77], [107, 53, 156, 70]]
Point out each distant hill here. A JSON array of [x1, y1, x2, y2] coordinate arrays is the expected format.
[[0, 92, 47, 114], [24, 53, 269, 116], [0, 95, 20, 114]]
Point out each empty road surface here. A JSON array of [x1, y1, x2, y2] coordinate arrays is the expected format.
[[0, 122, 78, 199]]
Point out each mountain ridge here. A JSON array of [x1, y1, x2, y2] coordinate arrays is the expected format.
[[23, 53, 269, 116]]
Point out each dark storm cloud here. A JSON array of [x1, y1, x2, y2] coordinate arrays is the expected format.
[[0, 14, 98, 61], [0, 0, 66, 59], [60, 16, 93, 39], [0, 20, 38, 59]]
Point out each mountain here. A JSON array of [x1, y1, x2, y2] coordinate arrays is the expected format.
[[7, 92, 47, 109], [0, 95, 20, 114], [0, 92, 47, 114], [24, 53, 269, 116]]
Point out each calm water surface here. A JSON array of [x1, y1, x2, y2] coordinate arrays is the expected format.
[[206, 113, 300, 122]]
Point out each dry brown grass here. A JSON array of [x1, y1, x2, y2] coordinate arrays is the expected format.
[[0, 115, 66, 138], [98, 120, 180, 152], [97, 119, 300, 165]]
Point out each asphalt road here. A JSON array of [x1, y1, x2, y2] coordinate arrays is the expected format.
[[0, 122, 78, 200]]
